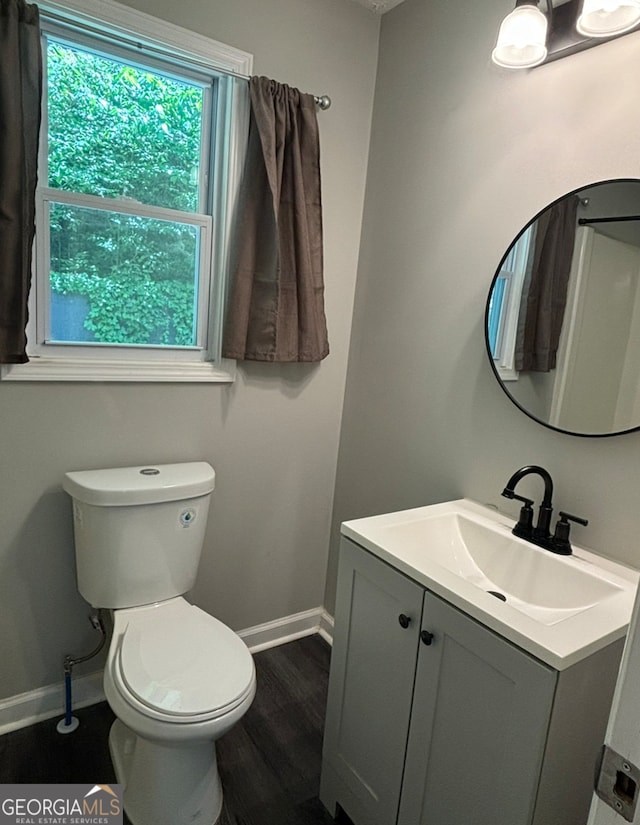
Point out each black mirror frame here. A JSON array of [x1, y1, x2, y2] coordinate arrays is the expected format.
[[484, 178, 640, 439]]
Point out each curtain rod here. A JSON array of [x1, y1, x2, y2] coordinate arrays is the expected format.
[[579, 215, 640, 225], [40, 10, 331, 110]]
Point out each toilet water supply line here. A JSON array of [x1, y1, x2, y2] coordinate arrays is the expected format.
[[56, 611, 107, 734]]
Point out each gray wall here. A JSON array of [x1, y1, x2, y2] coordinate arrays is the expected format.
[[328, 0, 640, 613], [0, 0, 380, 700]]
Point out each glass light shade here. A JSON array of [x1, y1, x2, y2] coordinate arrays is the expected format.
[[577, 0, 640, 36], [492, 5, 549, 69]]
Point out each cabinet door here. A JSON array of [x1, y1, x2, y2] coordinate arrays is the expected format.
[[398, 592, 557, 825], [320, 538, 424, 825]]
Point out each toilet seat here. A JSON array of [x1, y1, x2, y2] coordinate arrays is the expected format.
[[112, 598, 255, 723]]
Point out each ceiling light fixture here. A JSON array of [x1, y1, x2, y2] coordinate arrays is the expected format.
[[492, 1, 549, 68], [492, 0, 640, 69], [577, 0, 640, 36]]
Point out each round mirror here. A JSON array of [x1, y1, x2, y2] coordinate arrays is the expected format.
[[485, 179, 640, 437]]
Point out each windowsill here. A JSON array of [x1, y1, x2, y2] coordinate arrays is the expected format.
[[497, 366, 518, 382], [0, 355, 236, 383]]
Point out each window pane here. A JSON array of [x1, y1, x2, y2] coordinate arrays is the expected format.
[[47, 40, 204, 212], [49, 202, 200, 347], [488, 276, 507, 358]]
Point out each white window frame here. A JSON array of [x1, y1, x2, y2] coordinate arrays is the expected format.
[[492, 225, 534, 382], [1, 0, 252, 383]]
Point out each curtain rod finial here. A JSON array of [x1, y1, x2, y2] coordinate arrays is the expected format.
[[315, 94, 331, 110]]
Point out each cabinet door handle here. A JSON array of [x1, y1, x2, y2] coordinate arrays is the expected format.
[[398, 613, 412, 629], [421, 630, 434, 646]]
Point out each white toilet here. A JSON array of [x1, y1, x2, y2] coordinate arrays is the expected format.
[[62, 461, 256, 825]]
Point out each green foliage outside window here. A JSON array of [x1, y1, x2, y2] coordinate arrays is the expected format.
[[47, 40, 206, 346], [51, 270, 196, 346]]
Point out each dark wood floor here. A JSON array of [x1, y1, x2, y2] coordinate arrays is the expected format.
[[0, 634, 339, 825]]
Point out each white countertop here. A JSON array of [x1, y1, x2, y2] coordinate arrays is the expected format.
[[342, 499, 639, 670]]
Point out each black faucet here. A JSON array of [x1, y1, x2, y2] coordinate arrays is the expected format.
[[501, 465, 588, 555]]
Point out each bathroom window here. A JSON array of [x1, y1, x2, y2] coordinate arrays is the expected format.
[[488, 225, 534, 381], [2, 0, 251, 382]]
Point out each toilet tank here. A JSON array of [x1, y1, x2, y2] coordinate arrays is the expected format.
[[63, 462, 215, 609]]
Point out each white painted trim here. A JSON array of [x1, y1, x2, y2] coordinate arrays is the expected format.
[[0, 670, 105, 736], [318, 610, 335, 647], [589, 570, 640, 823], [0, 609, 333, 734], [550, 227, 592, 428], [1, 356, 237, 383], [238, 607, 332, 653], [38, 0, 252, 76]]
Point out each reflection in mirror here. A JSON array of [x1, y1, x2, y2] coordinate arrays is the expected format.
[[486, 179, 640, 437]]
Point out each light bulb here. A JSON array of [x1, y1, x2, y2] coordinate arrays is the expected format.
[[492, 4, 549, 69], [577, 0, 640, 36]]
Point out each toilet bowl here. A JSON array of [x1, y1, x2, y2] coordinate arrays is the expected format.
[[104, 598, 256, 825], [62, 462, 255, 825]]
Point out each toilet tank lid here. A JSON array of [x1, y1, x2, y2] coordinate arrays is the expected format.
[[62, 462, 215, 506]]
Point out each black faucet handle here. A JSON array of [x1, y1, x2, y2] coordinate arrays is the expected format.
[[552, 511, 589, 555], [558, 511, 589, 527]]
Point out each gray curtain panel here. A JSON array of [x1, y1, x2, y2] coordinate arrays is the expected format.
[[0, 0, 42, 363], [516, 195, 579, 373], [222, 76, 329, 362]]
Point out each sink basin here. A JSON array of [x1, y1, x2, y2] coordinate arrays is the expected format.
[[342, 499, 638, 669], [373, 510, 623, 624]]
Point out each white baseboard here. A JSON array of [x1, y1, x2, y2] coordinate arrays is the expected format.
[[238, 606, 333, 653], [0, 607, 334, 735], [318, 610, 334, 647], [0, 670, 105, 736]]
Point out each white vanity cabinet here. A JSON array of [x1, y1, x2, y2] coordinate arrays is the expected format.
[[320, 537, 624, 825]]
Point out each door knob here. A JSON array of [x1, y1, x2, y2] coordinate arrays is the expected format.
[[398, 613, 412, 629], [421, 630, 434, 646]]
